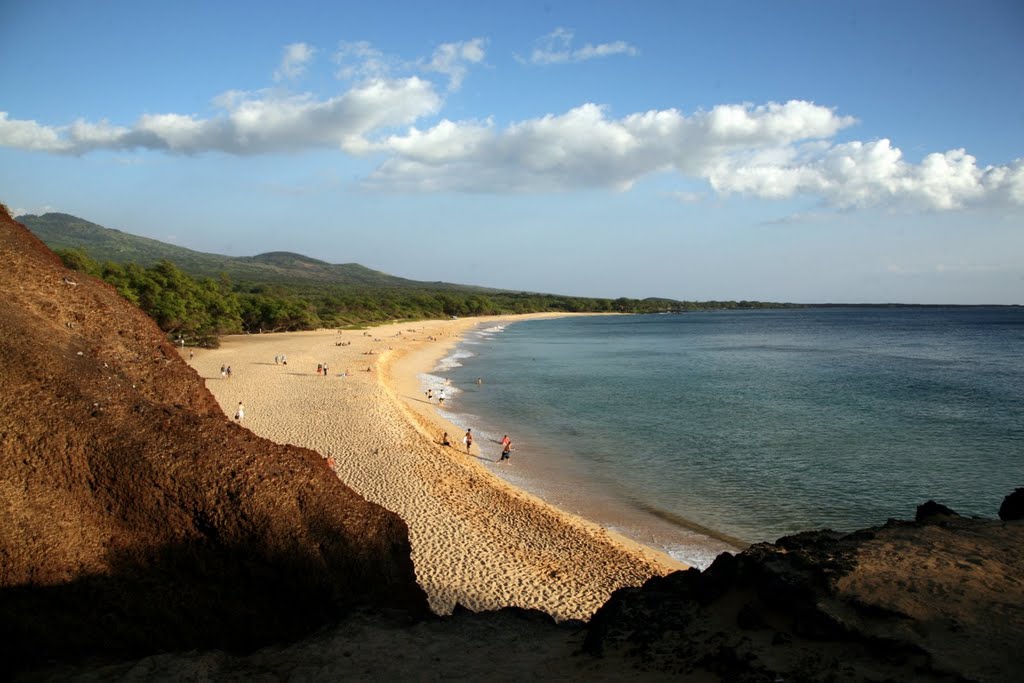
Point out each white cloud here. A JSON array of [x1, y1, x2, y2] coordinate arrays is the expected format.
[[364, 100, 857, 193], [523, 27, 638, 65], [0, 78, 441, 156], [273, 42, 316, 82], [421, 38, 486, 91], [0, 32, 1020, 215], [708, 138, 1024, 210], [334, 41, 395, 81]]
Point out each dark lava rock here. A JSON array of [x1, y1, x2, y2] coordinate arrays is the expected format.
[[999, 488, 1024, 521], [915, 500, 960, 522]]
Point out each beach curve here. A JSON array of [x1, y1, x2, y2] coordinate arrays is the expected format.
[[194, 314, 685, 621]]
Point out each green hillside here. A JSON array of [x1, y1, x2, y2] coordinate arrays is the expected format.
[[17, 213, 493, 292]]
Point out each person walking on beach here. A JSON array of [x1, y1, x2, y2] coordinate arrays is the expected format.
[[438, 389, 446, 406], [499, 439, 512, 462], [220, 365, 226, 378], [234, 402, 244, 421], [426, 389, 433, 402], [464, 429, 473, 454], [317, 363, 323, 375]]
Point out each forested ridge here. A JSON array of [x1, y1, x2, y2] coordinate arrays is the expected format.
[[24, 212, 792, 345]]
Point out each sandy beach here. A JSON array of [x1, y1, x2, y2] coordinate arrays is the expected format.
[[192, 314, 684, 621]]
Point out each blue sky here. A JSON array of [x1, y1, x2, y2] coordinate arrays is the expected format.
[[2, 0, 1022, 304]]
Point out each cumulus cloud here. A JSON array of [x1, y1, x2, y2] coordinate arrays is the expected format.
[[707, 139, 1024, 210], [523, 27, 638, 65], [363, 101, 857, 193], [0, 78, 441, 156], [0, 36, 1020, 212], [273, 42, 315, 81]]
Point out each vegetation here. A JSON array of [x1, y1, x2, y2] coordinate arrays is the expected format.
[[32, 212, 795, 346]]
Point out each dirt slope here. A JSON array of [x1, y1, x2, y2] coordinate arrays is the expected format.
[[0, 205, 428, 670]]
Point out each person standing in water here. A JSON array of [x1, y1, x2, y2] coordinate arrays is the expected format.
[[499, 439, 512, 462]]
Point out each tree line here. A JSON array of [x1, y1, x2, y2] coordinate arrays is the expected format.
[[56, 247, 791, 346]]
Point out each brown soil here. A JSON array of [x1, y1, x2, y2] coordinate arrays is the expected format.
[[0, 205, 429, 670]]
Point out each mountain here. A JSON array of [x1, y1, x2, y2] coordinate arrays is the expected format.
[[17, 212, 498, 292]]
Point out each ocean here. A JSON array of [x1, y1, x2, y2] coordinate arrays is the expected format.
[[420, 308, 1024, 569]]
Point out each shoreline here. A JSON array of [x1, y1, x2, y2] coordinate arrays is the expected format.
[[193, 313, 685, 622], [380, 314, 690, 570]]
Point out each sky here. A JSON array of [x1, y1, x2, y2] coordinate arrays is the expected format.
[[1, 0, 1022, 304]]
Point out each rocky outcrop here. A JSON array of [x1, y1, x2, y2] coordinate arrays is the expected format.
[[0, 205, 429, 670], [585, 512, 1023, 681], [998, 488, 1024, 521]]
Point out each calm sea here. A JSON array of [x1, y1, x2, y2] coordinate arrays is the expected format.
[[421, 308, 1024, 568]]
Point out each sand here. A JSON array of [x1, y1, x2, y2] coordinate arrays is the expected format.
[[192, 314, 684, 622]]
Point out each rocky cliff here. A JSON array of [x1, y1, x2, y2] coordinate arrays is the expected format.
[[0, 205, 429, 671]]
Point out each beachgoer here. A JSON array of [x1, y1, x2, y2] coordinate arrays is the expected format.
[[234, 402, 244, 421], [501, 434, 510, 448], [323, 363, 329, 377], [499, 440, 512, 462], [438, 389, 445, 405], [442, 431, 450, 446], [281, 354, 287, 365], [464, 429, 473, 454], [220, 365, 226, 378], [476, 377, 483, 385], [426, 389, 433, 402], [317, 363, 323, 375], [226, 366, 232, 378], [189, 350, 194, 361]]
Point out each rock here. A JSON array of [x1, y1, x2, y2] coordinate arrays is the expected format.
[[999, 488, 1024, 521], [584, 509, 1023, 681], [915, 500, 960, 522]]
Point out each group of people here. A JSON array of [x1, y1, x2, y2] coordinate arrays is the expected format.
[[425, 388, 446, 405], [220, 365, 232, 378], [273, 354, 288, 365], [438, 429, 513, 462]]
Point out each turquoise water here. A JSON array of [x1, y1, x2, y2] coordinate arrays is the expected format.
[[423, 308, 1024, 568]]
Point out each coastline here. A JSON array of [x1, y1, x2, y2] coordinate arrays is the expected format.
[[194, 313, 685, 622]]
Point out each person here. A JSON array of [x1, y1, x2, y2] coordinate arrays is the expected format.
[[226, 366, 232, 378], [464, 429, 473, 454], [323, 363, 329, 377], [220, 365, 226, 378], [441, 431, 451, 446], [476, 377, 483, 385], [317, 363, 323, 375], [500, 434, 510, 449], [189, 350, 194, 361], [426, 389, 433, 402], [499, 439, 512, 462], [234, 402, 244, 421], [281, 354, 287, 365], [438, 389, 445, 406]]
